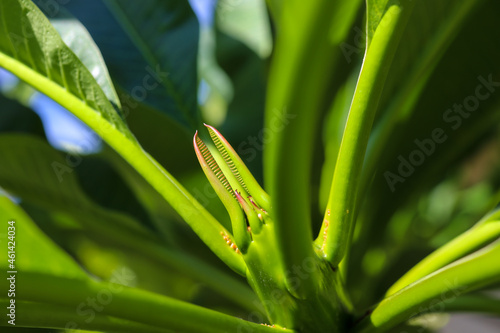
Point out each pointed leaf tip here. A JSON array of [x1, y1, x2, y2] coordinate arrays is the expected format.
[[194, 131, 236, 200], [194, 126, 272, 246], [203, 124, 272, 212]]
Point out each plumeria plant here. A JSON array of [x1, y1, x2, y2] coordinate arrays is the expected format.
[[0, 0, 500, 332]]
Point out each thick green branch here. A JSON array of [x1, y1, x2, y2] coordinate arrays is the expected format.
[[0, 300, 174, 333], [0, 51, 246, 276], [318, 0, 416, 266], [13, 273, 293, 333]]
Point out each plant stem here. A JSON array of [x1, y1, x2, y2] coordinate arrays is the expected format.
[[319, 0, 416, 266], [13, 272, 294, 333], [0, 51, 246, 276], [1, 300, 175, 333]]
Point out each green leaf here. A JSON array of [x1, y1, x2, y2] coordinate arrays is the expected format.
[[319, 0, 416, 265], [0, 3, 107, 109], [0, 0, 129, 135], [194, 124, 274, 253], [0, 0, 245, 275], [2, 3, 123, 116], [48, 6, 121, 109], [40, 0, 188, 124], [103, 0, 200, 128], [195, 128, 255, 252], [206, 124, 271, 211], [352, 240, 500, 333]]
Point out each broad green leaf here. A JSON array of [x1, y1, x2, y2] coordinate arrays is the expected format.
[[27, 203, 258, 312], [216, 0, 272, 58], [352, 240, 500, 333], [0, 0, 245, 275], [104, 0, 200, 128], [263, 0, 363, 296], [51, 0, 194, 127], [0, 0, 129, 135], [43, 0, 170, 120], [319, 0, 415, 265], [1, 3, 122, 122], [48, 6, 121, 109]]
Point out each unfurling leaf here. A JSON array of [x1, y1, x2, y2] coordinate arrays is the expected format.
[[194, 124, 271, 253]]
